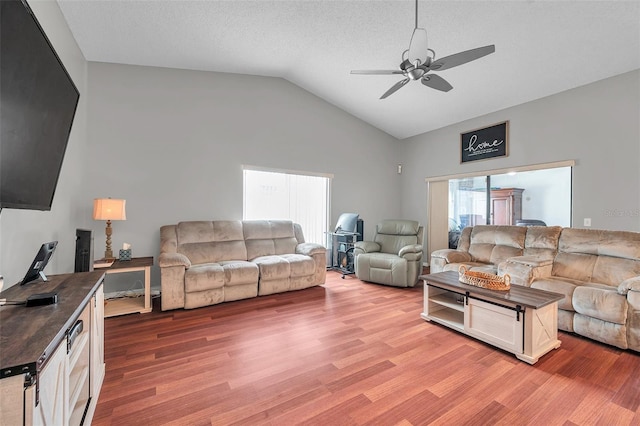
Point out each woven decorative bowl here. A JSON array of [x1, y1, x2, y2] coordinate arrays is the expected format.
[[458, 265, 511, 291]]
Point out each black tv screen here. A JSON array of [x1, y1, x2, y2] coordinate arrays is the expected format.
[[0, 0, 80, 210]]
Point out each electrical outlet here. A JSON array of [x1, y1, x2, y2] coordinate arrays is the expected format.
[[584, 218, 591, 227]]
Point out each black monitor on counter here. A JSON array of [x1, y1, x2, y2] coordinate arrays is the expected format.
[[20, 241, 58, 285]]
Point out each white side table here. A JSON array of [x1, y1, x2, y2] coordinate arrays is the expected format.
[[97, 256, 153, 317]]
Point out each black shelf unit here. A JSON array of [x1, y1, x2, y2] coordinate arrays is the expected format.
[[328, 219, 363, 278]]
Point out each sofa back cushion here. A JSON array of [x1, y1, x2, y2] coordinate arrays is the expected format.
[[373, 220, 421, 254], [465, 225, 526, 265], [243, 220, 298, 260], [176, 221, 248, 265], [553, 228, 640, 286], [523, 226, 562, 259]]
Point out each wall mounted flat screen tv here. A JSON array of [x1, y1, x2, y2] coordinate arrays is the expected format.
[[0, 0, 80, 211]]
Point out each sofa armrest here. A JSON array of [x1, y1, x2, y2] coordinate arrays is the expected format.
[[159, 252, 191, 269], [296, 242, 326, 257], [498, 255, 553, 287], [354, 241, 381, 255], [430, 249, 471, 264], [399, 244, 423, 258], [618, 276, 640, 295]]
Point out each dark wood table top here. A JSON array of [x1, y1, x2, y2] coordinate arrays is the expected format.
[[0, 271, 104, 379], [108, 256, 153, 270], [420, 271, 564, 309]]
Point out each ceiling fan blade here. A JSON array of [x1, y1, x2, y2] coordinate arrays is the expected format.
[[351, 70, 404, 75], [421, 74, 453, 92], [408, 28, 428, 64], [430, 45, 495, 71], [380, 78, 410, 99]]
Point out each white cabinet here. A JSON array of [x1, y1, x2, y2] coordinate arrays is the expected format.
[[0, 276, 104, 426], [26, 342, 66, 425], [67, 303, 91, 426], [88, 284, 105, 422]]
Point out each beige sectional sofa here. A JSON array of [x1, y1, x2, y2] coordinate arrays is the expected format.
[[431, 225, 640, 352], [159, 220, 326, 311]]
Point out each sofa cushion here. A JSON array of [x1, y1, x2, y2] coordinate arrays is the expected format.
[[279, 254, 316, 277], [376, 220, 420, 236], [554, 228, 640, 286], [185, 264, 225, 292], [523, 226, 562, 259], [466, 226, 526, 264], [592, 256, 640, 288], [177, 221, 247, 265], [177, 220, 244, 244], [467, 243, 493, 264], [559, 228, 640, 259], [573, 285, 628, 325], [531, 277, 581, 311], [253, 256, 291, 280], [219, 261, 259, 286], [552, 252, 597, 283], [244, 220, 298, 260], [252, 254, 315, 293]]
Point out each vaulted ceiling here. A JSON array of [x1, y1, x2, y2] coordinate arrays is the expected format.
[[57, 0, 640, 139]]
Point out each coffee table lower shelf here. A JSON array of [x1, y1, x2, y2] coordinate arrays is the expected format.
[[420, 272, 563, 365]]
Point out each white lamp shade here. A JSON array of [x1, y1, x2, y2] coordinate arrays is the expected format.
[[93, 198, 126, 221]]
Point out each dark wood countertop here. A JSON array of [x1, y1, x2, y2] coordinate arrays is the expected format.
[[420, 271, 564, 309], [0, 271, 104, 379], [109, 256, 153, 270]]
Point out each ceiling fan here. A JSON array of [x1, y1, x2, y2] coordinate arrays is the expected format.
[[351, 0, 495, 99]]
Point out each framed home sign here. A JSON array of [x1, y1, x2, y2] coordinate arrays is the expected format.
[[461, 121, 509, 163]]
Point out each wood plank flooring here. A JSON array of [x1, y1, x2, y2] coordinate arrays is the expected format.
[[93, 271, 640, 425]]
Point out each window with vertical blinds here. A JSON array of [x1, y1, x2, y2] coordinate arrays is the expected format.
[[242, 167, 331, 245]]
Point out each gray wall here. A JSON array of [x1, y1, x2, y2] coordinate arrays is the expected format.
[[84, 62, 401, 290], [0, 0, 89, 290], [400, 70, 640, 233], [1, 3, 638, 292]]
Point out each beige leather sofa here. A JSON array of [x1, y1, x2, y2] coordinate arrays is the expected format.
[[159, 220, 326, 311], [354, 220, 423, 288], [431, 225, 640, 352]]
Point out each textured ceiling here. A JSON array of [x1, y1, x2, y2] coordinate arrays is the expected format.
[[56, 0, 640, 140]]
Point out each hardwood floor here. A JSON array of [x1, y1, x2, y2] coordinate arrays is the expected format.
[[93, 271, 640, 425]]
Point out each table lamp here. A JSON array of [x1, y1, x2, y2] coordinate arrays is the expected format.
[[93, 198, 126, 261]]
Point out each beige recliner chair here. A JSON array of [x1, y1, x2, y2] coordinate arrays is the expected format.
[[353, 220, 423, 287]]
